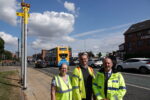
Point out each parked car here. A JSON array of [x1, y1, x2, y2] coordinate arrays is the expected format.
[[88, 59, 103, 68], [73, 60, 79, 65], [116, 58, 150, 74], [35, 60, 48, 68]]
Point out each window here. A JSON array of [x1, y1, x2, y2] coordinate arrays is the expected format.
[[139, 24, 145, 28], [126, 59, 139, 62], [128, 43, 132, 48], [128, 34, 133, 38], [125, 59, 132, 62], [147, 40, 150, 45], [127, 42, 132, 51], [59, 48, 67, 51], [137, 41, 143, 47], [130, 59, 140, 62], [137, 33, 142, 37], [142, 60, 150, 62], [59, 54, 68, 59], [148, 30, 150, 34]]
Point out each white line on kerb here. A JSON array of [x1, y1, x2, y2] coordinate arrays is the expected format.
[[123, 72, 150, 78], [126, 83, 150, 91]]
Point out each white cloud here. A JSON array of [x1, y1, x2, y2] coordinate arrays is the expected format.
[[93, 45, 99, 49], [28, 11, 75, 39], [31, 39, 57, 50], [69, 32, 124, 54], [0, 0, 18, 25], [0, 32, 18, 46], [62, 36, 75, 42], [64, 1, 75, 13], [30, 22, 128, 56], [28, 11, 76, 49], [30, 30, 125, 56], [30, 36, 74, 50], [72, 23, 132, 38]]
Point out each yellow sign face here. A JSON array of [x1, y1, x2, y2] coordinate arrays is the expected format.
[[16, 7, 30, 24], [16, 12, 24, 16]]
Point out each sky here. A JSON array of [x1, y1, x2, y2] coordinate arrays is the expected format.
[[0, 0, 150, 56]]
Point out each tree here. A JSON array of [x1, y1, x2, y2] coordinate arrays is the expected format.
[[3, 50, 12, 60], [0, 37, 4, 60], [97, 52, 102, 58], [87, 51, 95, 58], [0, 37, 4, 54]]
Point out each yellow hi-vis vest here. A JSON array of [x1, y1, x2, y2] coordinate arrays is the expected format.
[[93, 72, 126, 100], [72, 66, 95, 100], [55, 75, 72, 100]]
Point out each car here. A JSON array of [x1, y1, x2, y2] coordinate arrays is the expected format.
[[116, 58, 150, 74], [88, 59, 103, 68], [73, 60, 79, 65], [35, 60, 48, 68]]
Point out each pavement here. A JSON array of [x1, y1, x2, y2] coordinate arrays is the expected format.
[[24, 67, 52, 100], [0, 65, 53, 100]]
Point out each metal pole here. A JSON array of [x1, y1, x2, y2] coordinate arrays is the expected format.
[[23, 22, 27, 89], [16, 0, 30, 89], [16, 1, 30, 89], [21, 5, 24, 85], [18, 38, 19, 60], [23, 4, 30, 89], [22, 1, 25, 88]]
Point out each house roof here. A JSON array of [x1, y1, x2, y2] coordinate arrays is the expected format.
[[119, 43, 125, 46], [124, 20, 150, 35]]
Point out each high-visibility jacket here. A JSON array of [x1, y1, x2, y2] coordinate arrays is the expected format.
[[55, 75, 72, 100], [72, 66, 95, 100], [93, 71, 126, 100]]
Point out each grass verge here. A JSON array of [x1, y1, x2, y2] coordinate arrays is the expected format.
[[0, 70, 21, 100]]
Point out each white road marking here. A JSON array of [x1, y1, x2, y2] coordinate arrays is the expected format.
[[123, 72, 150, 78], [126, 83, 150, 91]]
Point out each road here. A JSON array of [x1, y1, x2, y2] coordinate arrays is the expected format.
[[32, 65, 150, 100]]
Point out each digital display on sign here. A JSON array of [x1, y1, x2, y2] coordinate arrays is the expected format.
[[59, 48, 67, 51]]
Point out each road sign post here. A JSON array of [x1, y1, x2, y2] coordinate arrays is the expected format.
[[16, 2, 30, 89]]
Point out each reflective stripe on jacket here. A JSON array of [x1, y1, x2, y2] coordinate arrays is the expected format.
[[72, 66, 95, 100], [55, 75, 72, 100], [93, 72, 126, 100]]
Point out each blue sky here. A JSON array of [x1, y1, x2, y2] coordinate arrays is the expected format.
[[0, 0, 150, 56]]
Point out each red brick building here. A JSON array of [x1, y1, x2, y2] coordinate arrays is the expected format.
[[41, 49, 49, 60], [124, 20, 150, 59]]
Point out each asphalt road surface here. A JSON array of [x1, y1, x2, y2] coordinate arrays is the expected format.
[[32, 65, 150, 100]]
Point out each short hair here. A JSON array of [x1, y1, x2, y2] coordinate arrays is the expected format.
[[78, 52, 89, 58], [103, 57, 118, 71], [59, 63, 69, 70], [103, 57, 113, 63]]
